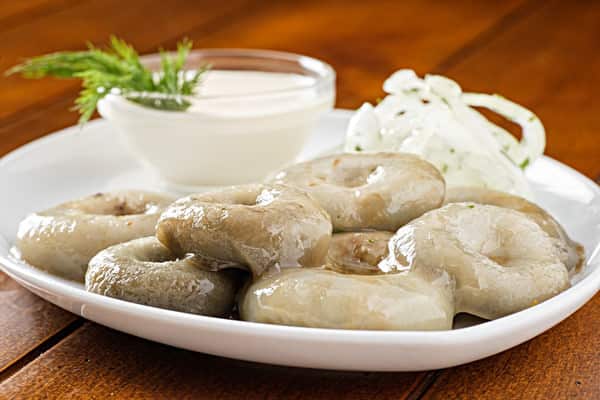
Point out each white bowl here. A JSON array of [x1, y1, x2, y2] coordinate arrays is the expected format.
[[97, 49, 336, 191]]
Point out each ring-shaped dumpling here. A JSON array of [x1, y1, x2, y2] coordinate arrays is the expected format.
[[241, 230, 455, 330], [16, 190, 175, 281], [86, 237, 241, 316], [156, 184, 332, 278], [383, 203, 571, 320], [240, 268, 455, 330], [269, 152, 445, 231], [444, 187, 584, 272]]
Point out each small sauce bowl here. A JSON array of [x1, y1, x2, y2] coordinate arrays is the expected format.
[[97, 49, 335, 191]]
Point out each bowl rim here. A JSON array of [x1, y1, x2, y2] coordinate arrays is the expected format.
[[97, 48, 336, 119]]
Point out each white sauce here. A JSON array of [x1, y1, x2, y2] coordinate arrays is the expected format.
[[187, 70, 323, 117], [99, 69, 335, 188]]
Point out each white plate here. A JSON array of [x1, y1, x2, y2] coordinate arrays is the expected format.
[[1, 110, 599, 371]]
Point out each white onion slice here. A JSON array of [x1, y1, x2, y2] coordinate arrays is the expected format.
[[344, 70, 546, 199]]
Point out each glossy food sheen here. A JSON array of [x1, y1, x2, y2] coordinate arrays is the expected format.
[[240, 268, 455, 330], [240, 230, 456, 331], [325, 231, 393, 274], [156, 184, 332, 277], [242, 202, 573, 329], [86, 237, 240, 316], [270, 152, 445, 231], [16, 190, 175, 281], [384, 203, 570, 319], [444, 187, 584, 272]]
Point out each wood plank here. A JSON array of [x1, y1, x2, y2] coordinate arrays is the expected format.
[[0, 272, 77, 374], [0, 323, 427, 399], [0, 0, 250, 382], [0, 0, 79, 27], [0, 95, 80, 156], [188, 0, 528, 109], [4, 0, 598, 398], [421, 295, 600, 399], [0, 1, 533, 398], [420, 0, 600, 397], [0, 0, 251, 122], [0, 0, 527, 155], [434, 0, 600, 179]]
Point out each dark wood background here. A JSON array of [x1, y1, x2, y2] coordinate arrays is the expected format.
[[0, 1, 599, 399]]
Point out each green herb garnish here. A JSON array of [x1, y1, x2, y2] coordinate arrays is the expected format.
[[355, 145, 363, 152], [519, 157, 530, 170], [6, 36, 208, 123]]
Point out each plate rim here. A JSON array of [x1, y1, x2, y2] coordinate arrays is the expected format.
[[1, 110, 599, 356]]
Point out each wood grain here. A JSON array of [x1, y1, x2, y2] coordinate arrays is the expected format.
[[0, 0, 80, 28], [421, 295, 600, 400], [0, 0, 526, 155], [0, 1, 534, 398], [187, 0, 528, 108], [0, 323, 427, 399], [0, 0, 251, 121], [436, 0, 600, 178], [0, 0, 599, 399], [0, 272, 77, 375], [0, 0, 251, 382], [416, 1, 600, 397]]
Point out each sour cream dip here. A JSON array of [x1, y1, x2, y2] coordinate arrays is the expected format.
[[97, 49, 335, 191]]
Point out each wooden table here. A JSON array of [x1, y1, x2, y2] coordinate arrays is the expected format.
[[1, 1, 598, 398]]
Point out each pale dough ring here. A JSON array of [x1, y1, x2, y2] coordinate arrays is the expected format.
[[270, 152, 446, 231], [86, 237, 241, 316], [444, 186, 584, 273], [241, 230, 455, 330], [156, 184, 332, 278], [241, 203, 571, 329], [385, 203, 571, 320], [16, 190, 175, 281]]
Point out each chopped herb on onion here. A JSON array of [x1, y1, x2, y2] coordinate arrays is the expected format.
[[344, 69, 546, 199]]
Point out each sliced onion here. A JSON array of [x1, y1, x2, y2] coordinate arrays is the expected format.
[[344, 70, 546, 199], [462, 93, 545, 169]]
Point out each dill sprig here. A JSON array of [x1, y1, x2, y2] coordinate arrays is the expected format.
[[6, 36, 208, 123]]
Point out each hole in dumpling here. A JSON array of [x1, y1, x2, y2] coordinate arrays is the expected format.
[[78, 194, 150, 216], [328, 163, 385, 188], [452, 313, 488, 329]]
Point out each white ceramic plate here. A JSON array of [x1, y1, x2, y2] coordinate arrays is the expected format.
[[1, 110, 599, 371]]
